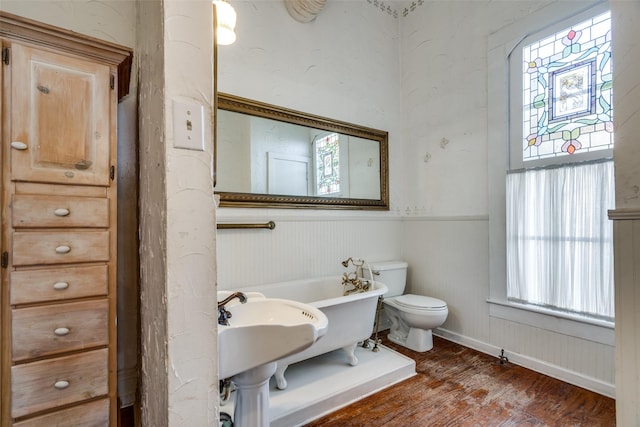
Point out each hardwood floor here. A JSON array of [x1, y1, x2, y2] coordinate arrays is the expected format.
[[118, 332, 615, 426], [305, 333, 616, 427]]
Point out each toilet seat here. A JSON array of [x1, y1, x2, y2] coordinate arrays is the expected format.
[[393, 294, 447, 311]]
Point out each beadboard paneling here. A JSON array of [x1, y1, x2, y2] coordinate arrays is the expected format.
[[216, 217, 403, 290], [403, 217, 615, 396], [613, 217, 640, 422]]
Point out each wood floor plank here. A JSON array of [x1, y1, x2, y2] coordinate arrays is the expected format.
[[304, 334, 615, 426]]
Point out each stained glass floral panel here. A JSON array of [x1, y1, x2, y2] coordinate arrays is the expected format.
[[522, 11, 612, 162], [315, 133, 340, 195]]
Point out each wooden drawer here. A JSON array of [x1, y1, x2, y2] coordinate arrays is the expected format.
[[12, 231, 109, 266], [16, 182, 107, 199], [11, 349, 108, 418], [10, 265, 108, 305], [12, 195, 109, 228], [12, 299, 109, 361], [13, 398, 109, 427]]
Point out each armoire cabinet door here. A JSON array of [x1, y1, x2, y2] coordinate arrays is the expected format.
[[2, 11, 132, 426], [9, 43, 112, 186]]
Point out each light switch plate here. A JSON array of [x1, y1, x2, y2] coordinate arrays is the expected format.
[[173, 99, 205, 151]]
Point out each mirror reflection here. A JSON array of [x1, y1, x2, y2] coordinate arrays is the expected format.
[[215, 93, 389, 209]]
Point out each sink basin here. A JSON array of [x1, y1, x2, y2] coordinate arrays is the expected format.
[[217, 291, 328, 379]]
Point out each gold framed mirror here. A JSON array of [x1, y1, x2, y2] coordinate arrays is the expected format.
[[215, 93, 389, 210]]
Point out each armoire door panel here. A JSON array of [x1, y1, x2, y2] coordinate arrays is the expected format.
[[9, 43, 111, 186]]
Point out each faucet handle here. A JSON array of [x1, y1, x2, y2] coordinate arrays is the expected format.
[[218, 307, 232, 326]]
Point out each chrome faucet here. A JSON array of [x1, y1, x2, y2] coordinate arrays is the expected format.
[[217, 292, 248, 326]]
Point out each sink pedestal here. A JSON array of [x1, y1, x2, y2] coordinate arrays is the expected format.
[[217, 293, 329, 426], [231, 362, 277, 427]]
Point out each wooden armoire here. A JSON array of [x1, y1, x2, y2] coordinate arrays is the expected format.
[[0, 12, 132, 426]]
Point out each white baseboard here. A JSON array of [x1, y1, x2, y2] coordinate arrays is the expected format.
[[433, 327, 615, 399]]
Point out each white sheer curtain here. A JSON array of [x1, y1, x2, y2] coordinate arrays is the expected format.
[[506, 160, 615, 320]]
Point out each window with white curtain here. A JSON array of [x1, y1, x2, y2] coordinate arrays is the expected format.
[[506, 6, 614, 321]]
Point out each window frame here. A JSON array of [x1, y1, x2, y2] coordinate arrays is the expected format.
[[313, 132, 343, 197], [509, 5, 613, 170], [487, 0, 614, 346]]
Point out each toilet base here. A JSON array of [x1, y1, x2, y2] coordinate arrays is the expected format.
[[388, 327, 434, 352]]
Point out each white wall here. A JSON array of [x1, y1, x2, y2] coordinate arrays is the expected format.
[[399, 0, 616, 397], [0, 1, 135, 47], [136, 1, 168, 424], [216, 0, 405, 289], [250, 117, 311, 195], [214, 0, 618, 401], [138, 0, 219, 425], [7, 0, 639, 424], [610, 1, 640, 424], [217, 110, 252, 192]]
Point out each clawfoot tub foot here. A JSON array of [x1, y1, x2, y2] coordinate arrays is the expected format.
[[274, 363, 289, 390], [342, 343, 359, 366]]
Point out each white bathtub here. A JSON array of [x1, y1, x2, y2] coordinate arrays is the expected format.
[[235, 276, 388, 390]]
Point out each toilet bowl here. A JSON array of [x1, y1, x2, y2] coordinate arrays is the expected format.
[[369, 261, 448, 352], [383, 294, 448, 352]]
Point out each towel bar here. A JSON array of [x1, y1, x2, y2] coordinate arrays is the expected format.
[[216, 221, 276, 230]]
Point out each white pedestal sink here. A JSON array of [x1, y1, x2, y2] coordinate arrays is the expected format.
[[218, 292, 328, 427]]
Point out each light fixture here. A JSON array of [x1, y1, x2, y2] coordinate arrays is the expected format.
[[213, 0, 237, 45]]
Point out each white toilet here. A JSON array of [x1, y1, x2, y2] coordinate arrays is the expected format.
[[370, 261, 448, 352]]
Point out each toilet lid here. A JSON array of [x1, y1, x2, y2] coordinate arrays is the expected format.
[[394, 294, 447, 310]]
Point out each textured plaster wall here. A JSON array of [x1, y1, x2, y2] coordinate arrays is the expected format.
[[137, 1, 168, 425], [400, 0, 615, 394], [400, 0, 552, 217], [0, 1, 135, 47], [162, 1, 218, 425], [215, 0, 617, 396], [138, 0, 218, 425], [217, 0, 401, 210], [216, 0, 405, 289], [218, 1, 401, 140]]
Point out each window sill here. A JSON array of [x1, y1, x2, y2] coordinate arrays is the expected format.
[[487, 299, 614, 346]]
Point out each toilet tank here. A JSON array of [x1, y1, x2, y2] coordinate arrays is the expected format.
[[368, 261, 408, 297]]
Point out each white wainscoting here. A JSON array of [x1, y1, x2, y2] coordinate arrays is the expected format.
[[216, 213, 404, 290], [403, 216, 615, 398], [610, 211, 640, 423], [435, 326, 615, 398], [218, 214, 617, 398]]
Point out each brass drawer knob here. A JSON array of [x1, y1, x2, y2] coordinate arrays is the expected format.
[[55, 245, 71, 254], [54, 327, 70, 336], [54, 380, 70, 390], [54, 208, 70, 217]]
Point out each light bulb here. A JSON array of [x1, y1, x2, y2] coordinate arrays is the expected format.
[[214, 0, 237, 45]]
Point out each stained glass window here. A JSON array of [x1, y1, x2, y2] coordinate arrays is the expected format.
[[522, 11, 612, 163], [315, 134, 340, 195]]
